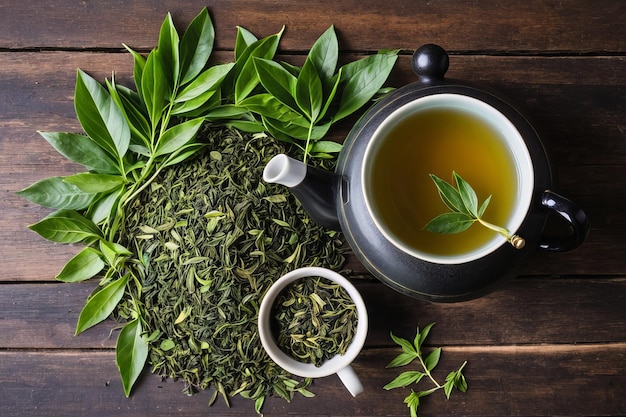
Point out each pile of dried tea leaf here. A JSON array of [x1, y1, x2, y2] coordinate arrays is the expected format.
[[115, 127, 345, 409]]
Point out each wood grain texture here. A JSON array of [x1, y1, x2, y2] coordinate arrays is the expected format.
[[0, 1, 625, 416], [0, 0, 624, 53], [2, 278, 626, 349], [1, 346, 625, 417]]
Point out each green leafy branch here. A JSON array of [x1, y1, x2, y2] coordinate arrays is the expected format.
[[384, 323, 468, 417], [18, 8, 224, 398], [17, 8, 398, 401], [235, 25, 398, 162], [423, 172, 526, 249]]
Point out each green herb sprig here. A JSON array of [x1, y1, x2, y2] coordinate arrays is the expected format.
[[423, 172, 525, 249], [384, 323, 468, 417], [236, 26, 398, 163], [20, 8, 223, 397]]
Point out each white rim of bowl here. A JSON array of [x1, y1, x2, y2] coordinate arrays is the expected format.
[[257, 267, 368, 378]]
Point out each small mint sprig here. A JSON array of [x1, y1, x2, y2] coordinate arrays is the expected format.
[[423, 171, 525, 249], [384, 323, 468, 417]]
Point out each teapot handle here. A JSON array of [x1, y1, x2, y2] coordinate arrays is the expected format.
[[538, 190, 590, 252]]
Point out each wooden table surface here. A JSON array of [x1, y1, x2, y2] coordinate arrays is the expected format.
[[1, 1, 625, 416]]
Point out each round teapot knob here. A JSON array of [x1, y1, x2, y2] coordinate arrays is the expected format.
[[412, 44, 449, 83]]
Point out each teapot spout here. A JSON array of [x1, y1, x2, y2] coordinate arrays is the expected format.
[[263, 154, 341, 230]]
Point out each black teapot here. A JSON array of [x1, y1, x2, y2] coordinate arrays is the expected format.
[[263, 44, 589, 302]]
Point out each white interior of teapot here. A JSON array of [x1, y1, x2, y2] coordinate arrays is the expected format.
[[362, 93, 534, 264]]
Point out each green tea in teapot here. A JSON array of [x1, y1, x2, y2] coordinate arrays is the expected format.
[[368, 106, 517, 258]]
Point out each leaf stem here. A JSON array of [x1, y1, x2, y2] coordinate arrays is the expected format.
[[303, 120, 314, 165], [121, 158, 166, 207], [477, 218, 526, 249], [417, 353, 441, 389], [477, 218, 511, 240]]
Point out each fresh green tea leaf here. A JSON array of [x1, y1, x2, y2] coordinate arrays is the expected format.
[[180, 7, 214, 85], [75, 69, 131, 160], [279, 61, 301, 78], [424, 347, 442, 371], [202, 104, 249, 120], [86, 187, 124, 225], [391, 332, 417, 355], [444, 379, 455, 399], [172, 89, 218, 116], [29, 209, 102, 243], [423, 212, 474, 234], [318, 66, 342, 122], [234, 26, 258, 60], [175, 62, 234, 102], [306, 26, 338, 89], [56, 247, 105, 282], [454, 172, 479, 216], [76, 274, 129, 334], [309, 140, 342, 154], [334, 51, 398, 122], [154, 118, 204, 157], [295, 59, 323, 122], [38, 131, 120, 174], [429, 174, 467, 214], [106, 80, 151, 150], [123, 44, 146, 95], [234, 29, 284, 103], [478, 194, 492, 218], [455, 371, 468, 392], [262, 116, 331, 142], [162, 143, 206, 168], [239, 94, 309, 127], [386, 324, 468, 416], [17, 176, 97, 210], [141, 50, 168, 128], [404, 391, 420, 417], [417, 322, 435, 350], [99, 239, 132, 265], [116, 318, 149, 397], [225, 119, 266, 133], [387, 351, 419, 368], [383, 371, 425, 390], [157, 12, 181, 91], [64, 173, 126, 193], [253, 57, 298, 110]]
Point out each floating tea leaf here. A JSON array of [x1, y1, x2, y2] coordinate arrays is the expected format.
[[424, 172, 525, 249], [115, 127, 344, 406]]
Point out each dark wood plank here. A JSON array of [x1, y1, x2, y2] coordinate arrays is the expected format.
[[3, 277, 626, 349], [1, 52, 624, 281], [0, 0, 624, 53], [0, 282, 117, 349], [2, 345, 625, 416]]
